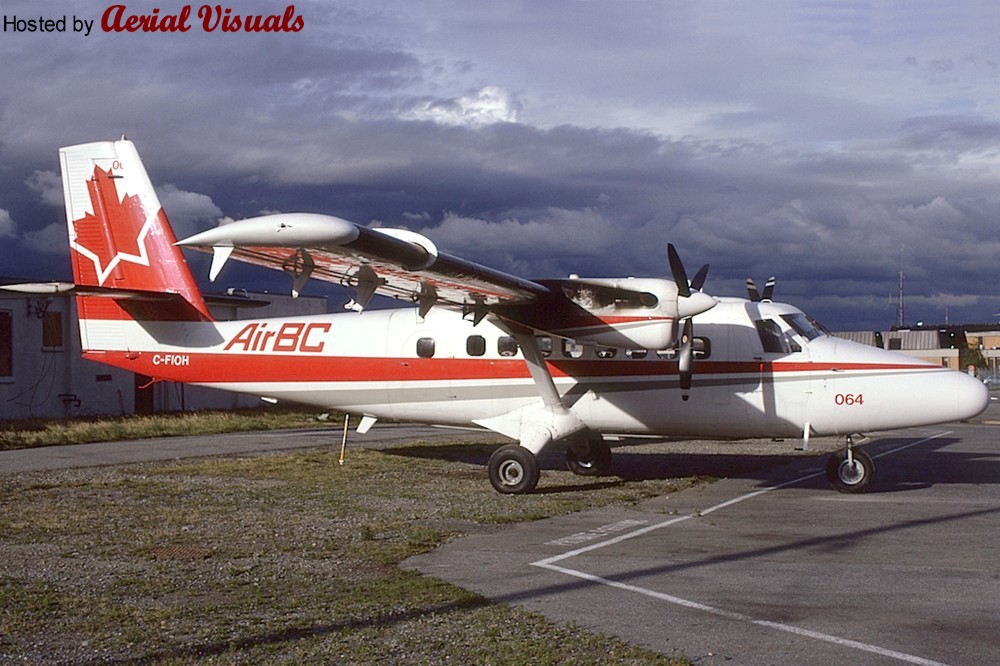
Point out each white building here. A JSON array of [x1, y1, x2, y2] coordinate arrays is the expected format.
[[0, 289, 327, 419]]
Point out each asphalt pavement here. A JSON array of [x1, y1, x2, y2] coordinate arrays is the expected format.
[[405, 423, 1000, 665]]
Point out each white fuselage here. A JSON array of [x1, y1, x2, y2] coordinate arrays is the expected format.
[[81, 296, 989, 444]]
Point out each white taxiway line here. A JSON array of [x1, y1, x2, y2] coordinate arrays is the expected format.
[[531, 431, 953, 666]]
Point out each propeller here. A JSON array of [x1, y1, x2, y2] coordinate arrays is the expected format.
[[666, 244, 714, 400], [746, 276, 775, 302]]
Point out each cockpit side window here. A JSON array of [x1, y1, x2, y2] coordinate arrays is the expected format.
[[755, 319, 792, 354]]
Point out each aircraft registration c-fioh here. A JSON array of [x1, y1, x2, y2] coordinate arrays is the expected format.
[[21, 139, 990, 494]]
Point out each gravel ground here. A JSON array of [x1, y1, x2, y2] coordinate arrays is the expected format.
[[3, 434, 793, 665]]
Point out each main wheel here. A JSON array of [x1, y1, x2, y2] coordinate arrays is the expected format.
[[826, 449, 876, 493], [488, 444, 540, 494], [565, 437, 612, 476]]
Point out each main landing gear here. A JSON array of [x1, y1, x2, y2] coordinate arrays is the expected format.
[[565, 436, 612, 477], [488, 444, 540, 494], [825, 435, 876, 493], [487, 437, 614, 494]]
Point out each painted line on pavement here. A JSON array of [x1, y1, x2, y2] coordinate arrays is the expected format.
[[532, 431, 952, 666]]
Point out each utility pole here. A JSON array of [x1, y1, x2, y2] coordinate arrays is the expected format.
[[897, 244, 905, 328]]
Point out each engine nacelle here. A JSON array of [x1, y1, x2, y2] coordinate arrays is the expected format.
[[530, 277, 685, 350]]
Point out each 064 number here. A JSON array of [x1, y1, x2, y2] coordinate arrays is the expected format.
[[834, 393, 864, 406]]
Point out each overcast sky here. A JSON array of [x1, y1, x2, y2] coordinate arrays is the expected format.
[[2, 0, 999, 329]]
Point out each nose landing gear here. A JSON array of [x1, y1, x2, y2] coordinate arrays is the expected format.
[[826, 434, 876, 493]]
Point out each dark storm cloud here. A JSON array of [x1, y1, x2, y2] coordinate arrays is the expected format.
[[0, 1, 998, 329]]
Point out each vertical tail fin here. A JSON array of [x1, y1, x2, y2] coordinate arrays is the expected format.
[[60, 139, 212, 322]]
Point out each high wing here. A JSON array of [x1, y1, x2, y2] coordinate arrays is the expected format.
[[176, 212, 716, 350], [176, 213, 549, 316]]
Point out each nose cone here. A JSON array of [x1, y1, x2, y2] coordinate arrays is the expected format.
[[955, 372, 990, 421]]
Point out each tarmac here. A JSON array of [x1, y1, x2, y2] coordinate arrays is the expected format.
[[2, 399, 997, 665], [405, 422, 1000, 665]]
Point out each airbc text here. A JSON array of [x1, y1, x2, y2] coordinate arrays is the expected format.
[[223, 322, 332, 353]]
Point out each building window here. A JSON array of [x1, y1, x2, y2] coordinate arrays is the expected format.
[[416, 337, 436, 358], [466, 335, 486, 357], [42, 310, 64, 350], [0, 310, 11, 376]]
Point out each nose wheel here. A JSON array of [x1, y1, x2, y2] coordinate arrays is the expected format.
[[826, 436, 876, 493]]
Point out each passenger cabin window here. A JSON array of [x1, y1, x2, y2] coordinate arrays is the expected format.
[[537, 336, 552, 357], [466, 335, 486, 357], [562, 339, 584, 358], [416, 337, 436, 358], [693, 337, 712, 359], [595, 346, 617, 359], [498, 336, 518, 357], [626, 349, 648, 359]]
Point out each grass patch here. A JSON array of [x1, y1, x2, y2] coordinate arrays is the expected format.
[[0, 440, 695, 664], [0, 408, 341, 450]]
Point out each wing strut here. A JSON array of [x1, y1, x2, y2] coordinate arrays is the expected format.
[[509, 327, 563, 409], [481, 327, 588, 455]]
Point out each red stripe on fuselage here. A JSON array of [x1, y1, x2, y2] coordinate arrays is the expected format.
[[84, 350, 939, 384]]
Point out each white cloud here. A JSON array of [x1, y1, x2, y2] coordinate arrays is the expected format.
[[406, 86, 522, 127], [25, 170, 63, 207], [157, 185, 224, 240], [0, 209, 17, 238]]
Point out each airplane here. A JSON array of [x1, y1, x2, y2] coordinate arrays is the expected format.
[[11, 138, 989, 495]]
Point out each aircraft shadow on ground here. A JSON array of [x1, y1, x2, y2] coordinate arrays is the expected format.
[[383, 435, 999, 494], [384, 441, 822, 488]]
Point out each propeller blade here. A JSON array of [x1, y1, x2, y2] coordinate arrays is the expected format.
[[667, 244, 691, 298], [690, 264, 710, 292], [746, 278, 760, 302], [761, 277, 776, 301], [679, 319, 693, 398]]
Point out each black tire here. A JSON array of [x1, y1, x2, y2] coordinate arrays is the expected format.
[[565, 437, 612, 476], [826, 449, 876, 493], [488, 444, 540, 494]]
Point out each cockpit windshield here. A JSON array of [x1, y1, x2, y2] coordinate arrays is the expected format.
[[781, 313, 830, 341]]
